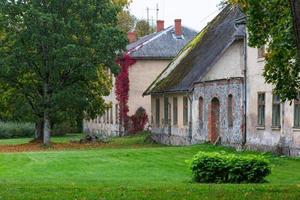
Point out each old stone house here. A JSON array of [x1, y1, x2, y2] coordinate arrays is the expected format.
[[144, 5, 300, 156], [84, 20, 197, 137]]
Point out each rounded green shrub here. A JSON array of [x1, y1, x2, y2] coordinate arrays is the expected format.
[[189, 152, 271, 183]]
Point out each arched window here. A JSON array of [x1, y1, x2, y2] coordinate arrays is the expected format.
[[199, 97, 204, 128], [228, 94, 233, 128]]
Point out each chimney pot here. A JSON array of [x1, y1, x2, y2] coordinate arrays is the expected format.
[[156, 20, 165, 32], [175, 19, 182, 36], [127, 32, 137, 43]]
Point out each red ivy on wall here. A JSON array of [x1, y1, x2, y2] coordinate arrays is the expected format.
[[115, 54, 136, 132]]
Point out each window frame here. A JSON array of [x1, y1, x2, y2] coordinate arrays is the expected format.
[[272, 94, 281, 128], [173, 97, 178, 126], [164, 97, 169, 125], [110, 107, 113, 124], [155, 98, 160, 127], [106, 108, 109, 124], [294, 94, 300, 128], [183, 97, 188, 126], [115, 104, 119, 124], [257, 92, 265, 127]]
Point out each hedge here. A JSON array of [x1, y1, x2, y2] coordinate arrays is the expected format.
[[0, 122, 35, 139], [189, 152, 271, 183]]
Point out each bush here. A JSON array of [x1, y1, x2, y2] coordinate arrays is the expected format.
[[189, 152, 271, 183], [129, 107, 148, 134], [0, 122, 35, 139]]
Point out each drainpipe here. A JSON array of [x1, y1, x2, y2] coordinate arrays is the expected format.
[[236, 19, 247, 146], [188, 91, 193, 144], [242, 27, 248, 146], [281, 103, 285, 136]]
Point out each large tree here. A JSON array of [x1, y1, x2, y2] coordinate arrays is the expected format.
[[135, 19, 155, 38], [0, 0, 127, 145], [290, 0, 300, 60], [117, 10, 136, 34], [228, 0, 300, 101]]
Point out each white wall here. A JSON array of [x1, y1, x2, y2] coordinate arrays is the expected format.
[[202, 41, 244, 81], [246, 45, 300, 155], [128, 59, 170, 116]]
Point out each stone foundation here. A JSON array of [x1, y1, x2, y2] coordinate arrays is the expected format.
[[245, 143, 300, 157]]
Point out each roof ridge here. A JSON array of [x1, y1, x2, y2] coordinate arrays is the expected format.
[[127, 26, 173, 55]]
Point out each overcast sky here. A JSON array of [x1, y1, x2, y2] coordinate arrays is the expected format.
[[129, 0, 222, 31]]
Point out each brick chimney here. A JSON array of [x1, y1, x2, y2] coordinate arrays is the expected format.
[[156, 20, 165, 32], [175, 19, 182, 36], [127, 32, 137, 43]]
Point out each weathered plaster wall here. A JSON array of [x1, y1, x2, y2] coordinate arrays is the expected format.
[[246, 46, 300, 156], [202, 41, 244, 81], [128, 59, 170, 116]]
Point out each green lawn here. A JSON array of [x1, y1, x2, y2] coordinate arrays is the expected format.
[[0, 133, 83, 145], [0, 134, 300, 200]]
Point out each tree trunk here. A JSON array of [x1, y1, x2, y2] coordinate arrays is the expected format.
[[290, 0, 300, 59], [43, 83, 51, 145], [34, 118, 44, 141], [43, 110, 51, 145]]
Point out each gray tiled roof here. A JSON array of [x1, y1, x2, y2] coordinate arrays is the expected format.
[[126, 26, 197, 59], [144, 5, 246, 95]]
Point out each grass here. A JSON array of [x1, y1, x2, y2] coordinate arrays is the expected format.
[[0, 133, 83, 145], [0, 133, 300, 200]]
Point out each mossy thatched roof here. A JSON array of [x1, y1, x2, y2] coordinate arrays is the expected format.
[[144, 5, 245, 95]]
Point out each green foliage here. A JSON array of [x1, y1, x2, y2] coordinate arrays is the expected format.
[[0, 0, 127, 143], [117, 10, 136, 33], [247, 0, 299, 101], [228, 0, 299, 101], [189, 152, 271, 183], [0, 122, 34, 139], [112, 0, 132, 8], [135, 19, 155, 38]]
